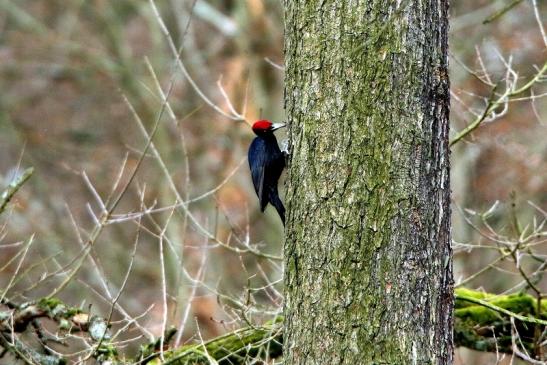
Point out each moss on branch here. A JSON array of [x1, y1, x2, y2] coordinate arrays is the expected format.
[[146, 318, 283, 365], [153, 288, 545, 363], [454, 288, 546, 355], [3, 290, 545, 364]]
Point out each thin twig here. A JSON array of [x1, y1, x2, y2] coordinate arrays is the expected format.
[[0, 167, 34, 216]]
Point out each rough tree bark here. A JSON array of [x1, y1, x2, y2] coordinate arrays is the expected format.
[[283, 1, 452, 364]]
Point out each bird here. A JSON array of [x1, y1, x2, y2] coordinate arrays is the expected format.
[[248, 119, 286, 225]]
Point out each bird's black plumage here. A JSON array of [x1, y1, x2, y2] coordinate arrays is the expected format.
[[248, 129, 285, 225]]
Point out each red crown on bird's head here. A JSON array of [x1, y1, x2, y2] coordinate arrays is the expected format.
[[252, 120, 273, 133]]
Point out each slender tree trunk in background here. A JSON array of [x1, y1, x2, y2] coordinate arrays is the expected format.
[[283, 1, 452, 364]]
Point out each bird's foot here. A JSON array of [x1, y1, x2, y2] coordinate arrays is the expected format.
[[281, 139, 290, 165], [280, 139, 290, 155]]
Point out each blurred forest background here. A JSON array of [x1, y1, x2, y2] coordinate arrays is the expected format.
[[0, 0, 545, 364]]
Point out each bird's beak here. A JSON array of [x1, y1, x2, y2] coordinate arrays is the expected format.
[[270, 123, 286, 131]]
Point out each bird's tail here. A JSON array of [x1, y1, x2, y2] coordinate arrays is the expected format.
[[269, 189, 285, 226]]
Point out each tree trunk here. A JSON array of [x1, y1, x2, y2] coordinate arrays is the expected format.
[[283, 1, 452, 364]]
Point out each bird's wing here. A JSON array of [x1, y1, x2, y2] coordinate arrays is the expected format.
[[257, 168, 267, 210], [249, 140, 269, 211]]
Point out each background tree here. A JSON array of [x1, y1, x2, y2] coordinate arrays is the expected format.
[[283, 1, 453, 363]]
